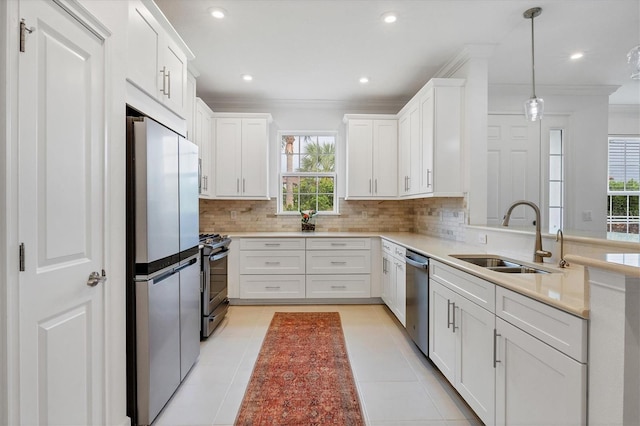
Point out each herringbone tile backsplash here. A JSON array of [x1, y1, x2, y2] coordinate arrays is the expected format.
[[200, 197, 466, 241]]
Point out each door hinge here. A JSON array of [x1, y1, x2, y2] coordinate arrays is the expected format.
[[19, 19, 34, 53], [19, 243, 25, 271]]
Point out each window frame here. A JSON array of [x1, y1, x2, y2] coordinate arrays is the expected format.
[[276, 130, 339, 215], [607, 135, 640, 234]]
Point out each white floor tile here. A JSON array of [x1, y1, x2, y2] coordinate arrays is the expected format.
[[153, 304, 479, 425]]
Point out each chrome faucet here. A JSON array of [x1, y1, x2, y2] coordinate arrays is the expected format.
[[556, 229, 569, 268], [501, 200, 552, 263]]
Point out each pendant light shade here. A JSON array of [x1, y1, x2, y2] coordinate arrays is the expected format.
[[523, 7, 543, 121]]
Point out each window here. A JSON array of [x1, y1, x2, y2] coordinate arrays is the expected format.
[[279, 132, 337, 214], [607, 137, 640, 234], [548, 129, 565, 233]]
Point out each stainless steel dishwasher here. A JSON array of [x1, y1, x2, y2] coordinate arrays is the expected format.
[[405, 250, 429, 356]]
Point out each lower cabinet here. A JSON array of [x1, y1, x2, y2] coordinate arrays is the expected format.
[[237, 237, 372, 300], [430, 278, 496, 425], [381, 239, 406, 326], [429, 259, 588, 426], [495, 317, 587, 426]]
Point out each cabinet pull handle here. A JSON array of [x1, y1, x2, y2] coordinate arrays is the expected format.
[[237, 178, 240, 193], [265, 286, 281, 290], [166, 70, 171, 98], [331, 261, 347, 265], [447, 299, 454, 329], [331, 243, 347, 246], [375, 179, 378, 193], [264, 243, 281, 247], [331, 285, 347, 289], [265, 261, 281, 265], [159, 66, 167, 95], [427, 169, 432, 187], [382, 258, 387, 273], [369, 179, 372, 194], [452, 302, 458, 332], [407, 176, 411, 190], [493, 329, 501, 368], [243, 178, 246, 193]]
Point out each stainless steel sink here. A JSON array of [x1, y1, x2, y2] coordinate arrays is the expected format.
[[451, 255, 550, 274]]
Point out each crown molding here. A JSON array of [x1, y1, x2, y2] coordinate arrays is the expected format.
[[202, 97, 406, 114], [489, 83, 620, 97], [436, 44, 497, 78]]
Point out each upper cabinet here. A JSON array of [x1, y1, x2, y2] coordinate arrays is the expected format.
[[345, 116, 398, 199], [213, 114, 272, 199], [397, 101, 420, 196], [420, 79, 464, 197], [194, 98, 214, 198], [127, 0, 193, 120]]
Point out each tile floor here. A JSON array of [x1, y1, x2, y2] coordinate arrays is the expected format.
[[154, 304, 482, 426]]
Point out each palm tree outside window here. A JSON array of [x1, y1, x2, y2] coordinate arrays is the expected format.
[[279, 132, 337, 214]]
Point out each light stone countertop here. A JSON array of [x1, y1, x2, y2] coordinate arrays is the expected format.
[[564, 253, 640, 277], [226, 231, 592, 318]]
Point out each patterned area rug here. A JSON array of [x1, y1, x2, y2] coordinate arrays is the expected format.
[[235, 312, 365, 425]]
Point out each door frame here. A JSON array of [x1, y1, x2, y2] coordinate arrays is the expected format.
[[1, 1, 128, 424]]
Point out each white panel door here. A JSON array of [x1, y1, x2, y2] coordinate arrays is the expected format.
[[372, 120, 398, 197], [346, 119, 373, 197], [429, 280, 456, 384], [18, 0, 106, 424], [215, 118, 242, 196], [487, 115, 540, 226], [162, 39, 187, 117]]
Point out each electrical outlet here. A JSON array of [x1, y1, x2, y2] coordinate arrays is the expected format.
[[582, 210, 592, 221], [230, 211, 237, 220], [361, 211, 368, 219], [477, 233, 487, 244]]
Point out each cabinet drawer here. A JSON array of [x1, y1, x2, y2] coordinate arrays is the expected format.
[[305, 238, 371, 250], [381, 239, 406, 259], [306, 250, 371, 274], [496, 286, 587, 362], [430, 260, 495, 312], [239, 238, 305, 250], [239, 275, 305, 299], [239, 251, 305, 274], [306, 275, 371, 298]]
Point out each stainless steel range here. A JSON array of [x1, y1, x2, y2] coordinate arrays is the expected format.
[[199, 233, 232, 338]]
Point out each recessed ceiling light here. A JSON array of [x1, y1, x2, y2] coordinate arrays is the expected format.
[[570, 52, 584, 60], [359, 77, 370, 84], [209, 7, 226, 19], [381, 12, 397, 24], [242, 74, 253, 81]]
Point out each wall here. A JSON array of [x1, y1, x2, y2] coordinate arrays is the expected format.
[[610, 105, 640, 135], [489, 85, 614, 232], [200, 196, 466, 241]]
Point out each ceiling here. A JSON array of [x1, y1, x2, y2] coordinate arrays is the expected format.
[[155, 0, 640, 109]]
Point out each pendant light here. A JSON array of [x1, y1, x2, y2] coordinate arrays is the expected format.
[[523, 7, 543, 121]]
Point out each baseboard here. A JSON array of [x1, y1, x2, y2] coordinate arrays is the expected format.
[[229, 297, 384, 305]]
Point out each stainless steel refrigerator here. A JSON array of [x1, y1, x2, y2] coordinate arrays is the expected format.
[[126, 113, 200, 426]]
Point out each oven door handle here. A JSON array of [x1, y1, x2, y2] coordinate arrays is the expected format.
[[209, 250, 230, 262]]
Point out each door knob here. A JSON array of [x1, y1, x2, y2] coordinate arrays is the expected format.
[[87, 270, 107, 287]]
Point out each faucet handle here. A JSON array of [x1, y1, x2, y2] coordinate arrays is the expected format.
[[536, 250, 552, 258]]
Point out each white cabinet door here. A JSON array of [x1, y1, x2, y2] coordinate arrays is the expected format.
[[429, 280, 457, 384], [18, 1, 107, 423], [381, 252, 393, 306], [346, 119, 374, 197], [419, 89, 435, 194], [372, 120, 398, 197], [162, 38, 187, 118], [185, 71, 197, 141], [398, 102, 420, 196], [394, 258, 406, 326], [241, 118, 268, 197], [398, 112, 411, 195], [495, 318, 587, 426], [127, 0, 161, 99], [455, 295, 496, 426], [215, 118, 242, 196], [194, 99, 213, 197]]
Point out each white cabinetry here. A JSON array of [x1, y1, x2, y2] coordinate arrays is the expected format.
[[127, 0, 191, 118], [238, 238, 306, 299], [306, 238, 371, 298], [397, 101, 420, 196], [345, 116, 398, 199], [381, 239, 406, 326], [494, 286, 587, 426], [194, 98, 213, 198], [185, 67, 198, 141], [429, 260, 496, 425], [214, 114, 271, 199]]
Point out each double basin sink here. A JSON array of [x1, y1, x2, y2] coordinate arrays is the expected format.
[[451, 255, 550, 274]]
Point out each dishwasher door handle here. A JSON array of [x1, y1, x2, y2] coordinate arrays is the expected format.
[[405, 256, 428, 269]]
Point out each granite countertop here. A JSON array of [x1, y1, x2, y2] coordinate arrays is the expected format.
[[224, 231, 606, 319]]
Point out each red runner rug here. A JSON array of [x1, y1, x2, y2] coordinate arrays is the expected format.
[[235, 312, 365, 425]]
